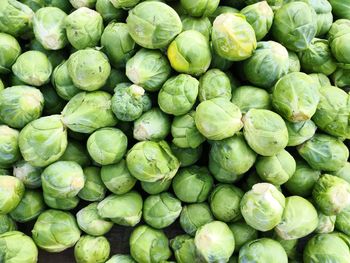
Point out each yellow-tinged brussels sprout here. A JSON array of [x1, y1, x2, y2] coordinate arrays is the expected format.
[[74, 235, 110, 263], [170, 143, 203, 168], [329, 0, 350, 20], [19, 115, 68, 167], [32, 209, 81, 252], [195, 221, 235, 262], [332, 68, 350, 88], [272, 2, 317, 52], [43, 192, 80, 210], [285, 120, 317, 147], [0, 176, 24, 215], [110, 0, 139, 9], [64, 7, 103, 50], [69, 0, 96, 8], [0, 125, 20, 167], [0, 33, 21, 74], [78, 167, 106, 202], [328, 19, 350, 66], [229, 221, 258, 252], [170, 235, 197, 263], [240, 183, 285, 231], [0, 214, 16, 234], [316, 211, 336, 234], [96, 0, 126, 23], [168, 30, 211, 76], [0, 231, 38, 263], [180, 203, 213, 236], [287, 51, 301, 73], [12, 51, 52, 86], [181, 16, 212, 40], [198, 69, 231, 101], [126, 140, 180, 182], [106, 254, 136, 263], [0, 86, 44, 128], [126, 1, 182, 49], [212, 13, 257, 61]]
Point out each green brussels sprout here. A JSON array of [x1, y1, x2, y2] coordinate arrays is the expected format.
[[44, 0, 73, 12], [209, 184, 243, 222], [21, 0, 45, 11], [69, 0, 96, 8], [298, 134, 349, 172], [158, 74, 199, 116], [0, 0, 34, 37], [170, 143, 203, 167], [329, 0, 350, 19], [285, 120, 317, 147], [332, 68, 350, 88], [170, 235, 197, 263], [328, 19, 350, 65], [198, 69, 231, 101], [243, 41, 289, 89], [243, 109, 288, 156], [309, 0, 333, 36], [0, 125, 20, 167], [272, 72, 320, 122], [0, 86, 44, 129], [303, 233, 350, 263], [209, 44, 234, 71], [285, 160, 321, 197], [180, 0, 219, 17], [59, 140, 91, 167], [62, 91, 117, 134], [0, 33, 21, 74], [229, 221, 258, 252], [309, 72, 331, 88], [172, 166, 213, 203], [335, 206, 350, 235], [181, 16, 212, 39], [52, 61, 80, 101], [171, 111, 205, 149], [180, 203, 213, 236], [12, 51, 52, 86], [239, 238, 288, 263], [195, 98, 243, 140], [0, 231, 38, 263], [0, 79, 3, 91], [126, 141, 180, 182], [212, 13, 257, 61], [74, 235, 110, 263], [77, 203, 113, 237], [0, 214, 16, 234], [96, 0, 126, 23], [97, 192, 142, 226], [126, 1, 182, 49], [41, 85, 66, 115], [64, 7, 103, 50], [312, 86, 350, 139], [143, 192, 182, 229], [33, 7, 68, 50], [0, 176, 24, 215], [231, 86, 271, 114], [43, 193, 80, 210], [106, 254, 136, 263], [101, 69, 129, 94], [78, 167, 106, 202], [313, 174, 350, 215], [168, 30, 212, 76], [133, 108, 171, 141], [208, 5, 239, 22], [287, 51, 301, 73], [331, 162, 350, 183], [110, 0, 139, 9], [272, 2, 317, 52], [141, 179, 172, 195], [240, 183, 285, 231], [241, 1, 274, 41], [195, 221, 235, 263], [316, 212, 336, 234], [129, 225, 171, 263], [32, 209, 81, 252], [209, 133, 256, 183]]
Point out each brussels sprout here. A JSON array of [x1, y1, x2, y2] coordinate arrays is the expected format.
[[285, 160, 321, 197], [52, 61, 80, 101], [143, 192, 182, 229], [212, 13, 257, 61], [198, 69, 231, 101], [243, 41, 289, 89], [74, 235, 110, 263], [0, 33, 21, 74], [229, 221, 258, 252], [78, 167, 106, 202], [287, 51, 301, 73], [298, 134, 349, 172], [62, 91, 117, 134], [0, 0, 34, 37], [240, 183, 285, 231], [0, 214, 16, 234], [109, 0, 139, 9], [241, 2, 273, 41], [64, 7, 103, 50], [313, 174, 350, 215], [331, 162, 350, 183], [141, 179, 171, 195], [0, 79, 3, 91], [308, 0, 333, 36], [180, 203, 213, 236], [195, 221, 235, 263], [96, 0, 126, 23], [328, 19, 350, 65], [312, 86, 350, 139], [168, 30, 211, 76], [0, 176, 24, 215], [239, 238, 288, 263], [40, 85, 66, 115], [332, 68, 350, 88], [126, 1, 182, 49], [180, 0, 219, 17], [32, 209, 81, 252], [209, 133, 256, 183], [170, 235, 197, 263], [59, 140, 91, 167], [181, 16, 212, 39], [309, 72, 331, 88], [209, 44, 234, 71], [243, 109, 288, 156], [303, 233, 350, 263], [329, 1, 350, 20], [0, 231, 38, 263], [159, 74, 199, 116], [126, 141, 180, 182], [44, 0, 73, 12], [12, 51, 52, 86], [316, 212, 336, 234], [129, 225, 171, 263], [171, 111, 205, 149], [77, 203, 113, 237], [43, 193, 80, 210], [285, 120, 317, 147], [172, 166, 213, 203], [209, 184, 243, 222], [106, 255, 136, 263], [69, 0, 96, 8], [97, 192, 142, 226], [195, 98, 243, 140], [133, 108, 170, 142], [231, 86, 271, 114], [0, 125, 20, 167], [0, 86, 44, 129], [170, 143, 203, 167], [272, 2, 317, 51], [20, 0, 44, 11]]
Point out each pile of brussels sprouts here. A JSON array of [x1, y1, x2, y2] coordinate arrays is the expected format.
[[1, 0, 350, 262]]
